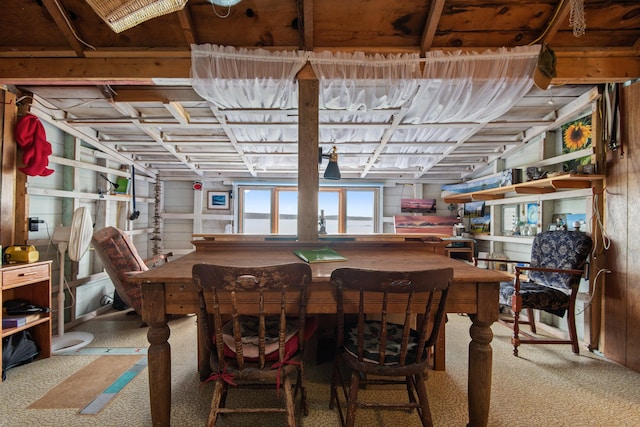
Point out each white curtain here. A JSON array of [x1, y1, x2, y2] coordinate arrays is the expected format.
[[191, 44, 307, 110], [405, 45, 540, 124], [309, 51, 422, 111], [189, 44, 539, 175]]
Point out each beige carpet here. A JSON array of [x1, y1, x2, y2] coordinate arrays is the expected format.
[[1, 309, 640, 426], [27, 355, 143, 410]]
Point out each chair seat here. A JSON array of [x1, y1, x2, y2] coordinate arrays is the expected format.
[[217, 316, 318, 363], [499, 281, 569, 317], [343, 321, 421, 365]]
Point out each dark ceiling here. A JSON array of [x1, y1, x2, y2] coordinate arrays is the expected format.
[[0, 1, 638, 181]]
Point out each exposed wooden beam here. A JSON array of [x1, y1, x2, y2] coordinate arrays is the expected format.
[[0, 53, 639, 85], [177, 8, 197, 45], [40, 0, 86, 58], [110, 101, 202, 176], [540, 0, 572, 44], [297, 0, 314, 51], [420, 0, 446, 52], [554, 54, 640, 83], [112, 87, 204, 103]]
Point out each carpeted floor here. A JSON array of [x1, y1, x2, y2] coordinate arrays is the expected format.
[[1, 309, 640, 426]]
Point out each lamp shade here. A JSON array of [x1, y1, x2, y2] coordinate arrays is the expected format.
[[209, 0, 242, 5], [86, 0, 188, 33], [323, 152, 341, 180]]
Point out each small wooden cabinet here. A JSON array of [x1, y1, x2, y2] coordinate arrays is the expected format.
[[1, 261, 52, 381], [442, 238, 475, 262]]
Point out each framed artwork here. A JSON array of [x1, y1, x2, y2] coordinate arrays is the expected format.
[[561, 115, 592, 173], [207, 191, 229, 210], [393, 215, 458, 235], [463, 201, 486, 218], [502, 206, 518, 233], [526, 203, 539, 225], [469, 214, 491, 234], [401, 198, 436, 213]]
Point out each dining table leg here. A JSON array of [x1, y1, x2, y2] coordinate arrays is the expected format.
[[467, 282, 499, 427], [142, 282, 171, 427]]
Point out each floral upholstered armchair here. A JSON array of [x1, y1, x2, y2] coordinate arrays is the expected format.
[[479, 230, 592, 356], [92, 226, 172, 314]]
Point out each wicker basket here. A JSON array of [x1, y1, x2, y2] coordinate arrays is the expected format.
[[86, 0, 188, 33]]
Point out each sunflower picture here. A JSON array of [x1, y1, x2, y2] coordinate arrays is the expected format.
[[562, 118, 592, 152], [562, 115, 592, 172]]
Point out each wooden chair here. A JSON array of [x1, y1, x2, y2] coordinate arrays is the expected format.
[[475, 230, 592, 356], [329, 267, 453, 427], [192, 262, 315, 427]]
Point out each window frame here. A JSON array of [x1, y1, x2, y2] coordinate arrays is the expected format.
[[236, 184, 381, 234]]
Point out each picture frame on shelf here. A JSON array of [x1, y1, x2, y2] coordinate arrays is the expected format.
[[526, 203, 539, 225], [207, 191, 229, 210], [502, 206, 518, 233], [463, 201, 486, 218]]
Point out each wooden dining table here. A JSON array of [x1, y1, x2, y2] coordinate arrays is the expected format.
[[133, 239, 511, 427]]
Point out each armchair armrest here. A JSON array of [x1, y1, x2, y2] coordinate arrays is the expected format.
[[511, 265, 585, 311], [474, 257, 529, 266], [514, 265, 584, 276], [144, 252, 174, 268]]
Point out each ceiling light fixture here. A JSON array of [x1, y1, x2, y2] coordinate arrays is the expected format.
[[319, 146, 341, 180], [209, 0, 241, 5], [209, 0, 242, 19], [86, 0, 188, 33]]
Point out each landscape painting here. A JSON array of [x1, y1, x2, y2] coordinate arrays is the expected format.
[[394, 215, 458, 235], [401, 198, 437, 213]]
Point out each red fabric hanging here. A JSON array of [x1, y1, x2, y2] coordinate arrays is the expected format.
[[14, 114, 54, 177]]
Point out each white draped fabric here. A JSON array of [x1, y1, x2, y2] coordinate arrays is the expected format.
[[190, 44, 539, 175], [191, 44, 307, 110], [309, 51, 422, 111]]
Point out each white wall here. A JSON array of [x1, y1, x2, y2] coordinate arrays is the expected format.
[[24, 120, 156, 327]]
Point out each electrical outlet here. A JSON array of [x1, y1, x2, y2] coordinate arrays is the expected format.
[[28, 217, 41, 232]]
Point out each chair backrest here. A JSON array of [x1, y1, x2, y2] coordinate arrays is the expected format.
[[330, 267, 453, 367], [529, 230, 593, 290], [192, 263, 312, 370], [92, 226, 149, 310]]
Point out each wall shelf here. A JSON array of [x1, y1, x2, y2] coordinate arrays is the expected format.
[[443, 174, 605, 204]]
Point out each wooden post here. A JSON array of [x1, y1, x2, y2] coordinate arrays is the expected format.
[[1, 90, 17, 248], [297, 64, 319, 241], [14, 91, 32, 246]]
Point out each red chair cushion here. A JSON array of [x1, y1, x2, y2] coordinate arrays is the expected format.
[[215, 316, 318, 362]]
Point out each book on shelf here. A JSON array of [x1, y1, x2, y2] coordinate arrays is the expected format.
[[2, 313, 41, 329], [293, 247, 348, 263]]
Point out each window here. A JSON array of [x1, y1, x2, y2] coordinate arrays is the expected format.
[[237, 185, 380, 234], [241, 188, 272, 234]]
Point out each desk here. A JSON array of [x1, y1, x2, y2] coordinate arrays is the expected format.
[[134, 240, 510, 427]]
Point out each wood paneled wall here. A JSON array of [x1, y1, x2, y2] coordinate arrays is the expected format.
[[604, 80, 640, 372]]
